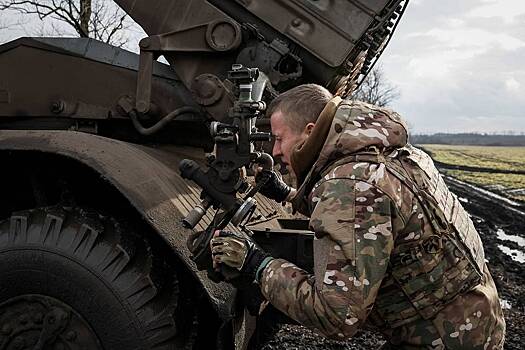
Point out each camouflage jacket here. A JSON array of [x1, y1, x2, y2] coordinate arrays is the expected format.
[[259, 100, 505, 349]]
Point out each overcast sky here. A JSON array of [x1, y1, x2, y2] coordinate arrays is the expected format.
[[1, 0, 523, 134], [381, 0, 525, 134]]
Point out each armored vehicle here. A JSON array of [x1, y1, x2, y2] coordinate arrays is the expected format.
[[0, 1, 407, 348]]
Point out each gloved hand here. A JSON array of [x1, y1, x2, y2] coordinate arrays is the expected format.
[[256, 169, 291, 202], [210, 230, 273, 284]]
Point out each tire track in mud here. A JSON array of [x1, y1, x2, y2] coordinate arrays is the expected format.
[[444, 176, 525, 218], [443, 175, 525, 276]]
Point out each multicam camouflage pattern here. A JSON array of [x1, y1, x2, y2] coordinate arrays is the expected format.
[[260, 100, 505, 349], [211, 233, 249, 270]]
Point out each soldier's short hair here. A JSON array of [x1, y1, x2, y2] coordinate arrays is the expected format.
[[267, 84, 333, 132]]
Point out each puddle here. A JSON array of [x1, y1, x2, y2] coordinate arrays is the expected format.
[[474, 217, 485, 224], [496, 229, 525, 248], [497, 244, 525, 263], [496, 228, 525, 263], [500, 299, 512, 310]]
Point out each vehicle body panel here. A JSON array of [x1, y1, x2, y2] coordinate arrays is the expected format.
[[0, 130, 239, 315]]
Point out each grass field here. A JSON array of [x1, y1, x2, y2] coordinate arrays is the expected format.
[[420, 144, 525, 202]]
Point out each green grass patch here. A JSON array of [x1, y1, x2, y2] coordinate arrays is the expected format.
[[422, 144, 525, 171], [420, 145, 525, 202]]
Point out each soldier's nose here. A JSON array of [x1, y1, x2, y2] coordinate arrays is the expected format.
[[272, 145, 281, 159]]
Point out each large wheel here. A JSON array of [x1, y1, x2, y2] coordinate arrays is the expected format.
[[0, 207, 198, 350]]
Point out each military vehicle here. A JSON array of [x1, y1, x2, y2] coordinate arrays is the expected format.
[[0, 0, 408, 349]]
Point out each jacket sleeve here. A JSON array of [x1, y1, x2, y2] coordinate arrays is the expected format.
[[259, 178, 395, 339]]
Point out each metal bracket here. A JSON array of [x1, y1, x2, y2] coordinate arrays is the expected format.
[[136, 19, 242, 114]]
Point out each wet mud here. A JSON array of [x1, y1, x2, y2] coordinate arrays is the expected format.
[[261, 177, 525, 350]]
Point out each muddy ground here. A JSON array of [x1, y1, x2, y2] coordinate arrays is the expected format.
[[261, 176, 525, 350]]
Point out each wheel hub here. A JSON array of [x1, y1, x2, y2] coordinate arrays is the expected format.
[[0, 295, 101, 350]]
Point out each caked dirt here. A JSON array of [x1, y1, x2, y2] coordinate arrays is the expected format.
[[261, 177, 525, 350]]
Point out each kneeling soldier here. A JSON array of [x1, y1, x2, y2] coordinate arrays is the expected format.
[[211, 84, 506, 349]]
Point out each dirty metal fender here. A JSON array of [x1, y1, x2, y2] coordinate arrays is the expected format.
[[0, 129, 237, 318]]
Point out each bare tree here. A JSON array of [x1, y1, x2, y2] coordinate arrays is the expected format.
[[0, 0, 130, 47], [354, 64, 400, 107]]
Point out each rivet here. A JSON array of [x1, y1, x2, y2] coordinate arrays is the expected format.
[[291, 18, 302, 27]]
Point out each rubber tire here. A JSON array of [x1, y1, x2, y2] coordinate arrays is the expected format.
[[0, 207, 194, 350]]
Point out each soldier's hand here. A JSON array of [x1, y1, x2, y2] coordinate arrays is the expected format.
[[210, 230, 273, 284], [255, 169, 292, 202]]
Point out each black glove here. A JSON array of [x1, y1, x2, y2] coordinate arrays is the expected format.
[[210, 230, 273, 285], [256, 170, 291, 202]]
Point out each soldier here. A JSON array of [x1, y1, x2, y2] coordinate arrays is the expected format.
[[210, 84, 506, 349]]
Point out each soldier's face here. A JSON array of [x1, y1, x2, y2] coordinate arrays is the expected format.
[[270, 110, 312, 174]]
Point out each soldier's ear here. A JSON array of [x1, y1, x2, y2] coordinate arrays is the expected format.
[[304, 122, 315, 135]]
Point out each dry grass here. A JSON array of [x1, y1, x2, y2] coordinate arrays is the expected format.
[[422, 144, 525, 171], [421, 145, 525, 202]]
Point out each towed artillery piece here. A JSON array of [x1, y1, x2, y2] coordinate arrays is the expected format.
[[0, 1, 407, 348]]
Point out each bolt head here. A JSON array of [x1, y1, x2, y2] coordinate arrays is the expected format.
[[136, 101, 150, 114], [291, 18, 302, 27], [139, 38, 151, 48], [51, 100, 65, 114]]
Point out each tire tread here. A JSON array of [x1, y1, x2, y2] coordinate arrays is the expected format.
[[0, 206, 189, 349]]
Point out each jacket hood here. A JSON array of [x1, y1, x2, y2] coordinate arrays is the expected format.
[[317, 100, 408, 169], [292, 100, 409, 186]]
